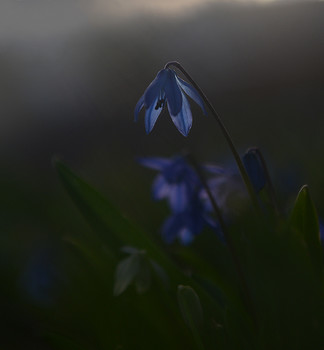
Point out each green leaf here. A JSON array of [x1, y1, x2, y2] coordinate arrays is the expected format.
[[290, 185, 323, 278], [54, 160, 225, 320], [44, 332, 89, 350], [114, 254, 140, 296], [55, 160, 174, 268], [177, 285, 205, 350], [150, 259, 170, 290], [178, 285, 203, 330], [135, 258, 152, 294]]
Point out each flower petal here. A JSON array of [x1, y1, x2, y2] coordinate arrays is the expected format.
[[177, 76, 207, 115], [161, 214, 183, 244], [164, 70, 182, 116], [137, 157, 171, 170], [168, 183, 189, 213], [152, 174, 170, 200], [202, 164, 225, 175], [134, 94, 144, 122], [178, 228, 194, 245], [144, 69, 168, 108], [169, 93, 192, 136], [145, 97, 163, 134]]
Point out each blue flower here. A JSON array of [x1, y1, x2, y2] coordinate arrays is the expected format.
[[20, 243, 61, 306], [320, 220, 324, 243], [161, 198, 219, 245], [138, 155, 223, 244], [138, 155, 201, 212], [134, 68, 206, 136]]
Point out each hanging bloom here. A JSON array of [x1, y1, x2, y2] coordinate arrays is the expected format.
[[134, 68, 206, 136], [138, 155, 224, 244], [161, 197, 219, 245], [138, 155, 201, 212]]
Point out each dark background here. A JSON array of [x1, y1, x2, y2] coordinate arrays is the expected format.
[[0, 0, 323, 347]]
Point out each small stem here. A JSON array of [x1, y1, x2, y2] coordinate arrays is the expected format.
[[165, 61, 261, 214], [187, 154, 258, 329]]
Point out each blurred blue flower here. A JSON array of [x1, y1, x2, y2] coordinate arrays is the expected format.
[[20, 243, 61, 306], [134, 68, 206, 136], [161, 197, 218, 245], [319, 220, 324, 243], [138, 155, 201, 213], [139, 155, 225, 244]]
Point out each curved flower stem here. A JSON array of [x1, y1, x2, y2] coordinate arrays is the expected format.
[[165, 61, 261, 214], [187, 154, 258, 330]]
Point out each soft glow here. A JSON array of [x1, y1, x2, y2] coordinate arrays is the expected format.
[[92, 0, 303, 19]]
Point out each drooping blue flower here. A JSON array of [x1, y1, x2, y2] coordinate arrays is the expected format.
[[138, 155, 201, 213], [138, 155, 224, 244], [161, 197, 219, 245], [134, 68, 206, 136]]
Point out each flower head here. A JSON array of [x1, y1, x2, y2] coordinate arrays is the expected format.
[[134, 68, 206, 136], [138, 155, 223, 244], [138, 155, 200, 212], [161, 196, 219, 245]]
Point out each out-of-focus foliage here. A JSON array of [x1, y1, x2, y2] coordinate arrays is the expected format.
[[0, 1, 324, 349]]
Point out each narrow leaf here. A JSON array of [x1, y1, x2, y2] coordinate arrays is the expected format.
[[177, 285, 205, 350], [114, 254, 140, 296], [290, 185, 323, 278], [178, 285, 203, 329]]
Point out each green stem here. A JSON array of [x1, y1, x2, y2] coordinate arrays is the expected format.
[[187, 154, 258, 330], [165, 61, 261, 214]]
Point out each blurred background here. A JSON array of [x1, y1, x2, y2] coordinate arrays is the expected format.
[[0, 0, 324, 348]]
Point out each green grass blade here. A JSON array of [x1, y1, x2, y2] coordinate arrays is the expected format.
[[290, 185, 323, 279]]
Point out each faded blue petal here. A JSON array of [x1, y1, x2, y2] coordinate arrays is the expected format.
[[20, 244, 60, 306], [319, 220, 324, 243], [177, 76, 207, 115], [203, 164, 225, 175], [152, 174, 170, 200], [145, 97, 163, 133], [161, 215, 183, 244], [178, 228, 194, 245], [164, 70, 182, 116], [134, 94, 144, 122], [169, 93, 192, 136], [143, 69, 168, 108], [137, 157, 172, 171], [168, 182, 189, 213]]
